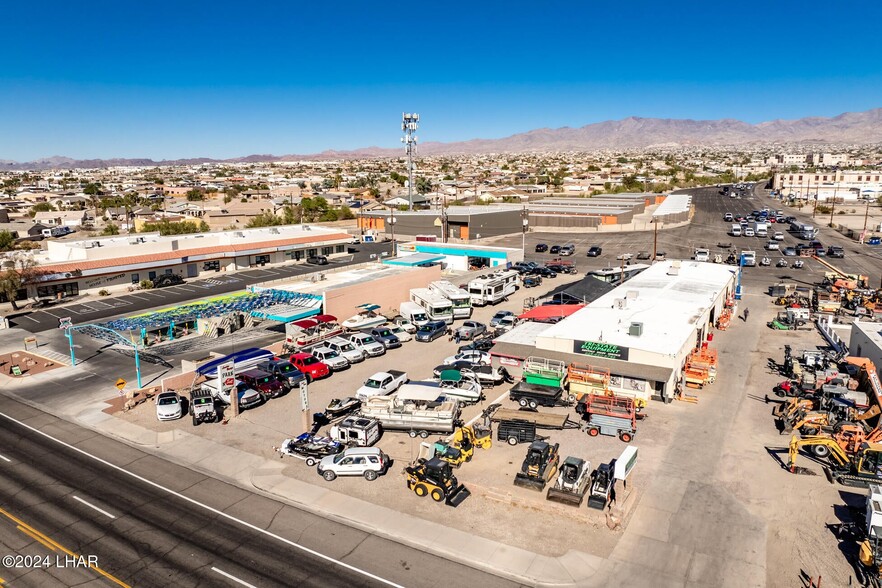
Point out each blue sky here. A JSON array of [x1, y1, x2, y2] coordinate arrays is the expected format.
[[2, 0, 881, 160]]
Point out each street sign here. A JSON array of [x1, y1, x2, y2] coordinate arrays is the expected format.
[[218, 362, 235, 397], [115, 378, 127, 390], [299, 379, 309, 411]]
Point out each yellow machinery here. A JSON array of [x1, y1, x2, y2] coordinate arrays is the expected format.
[[404, 457, 471, 507], [787, 435, 882, 486], [452, 424, 491, 450]]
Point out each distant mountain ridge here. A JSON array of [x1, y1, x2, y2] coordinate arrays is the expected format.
[[4, 108, 881, 170]]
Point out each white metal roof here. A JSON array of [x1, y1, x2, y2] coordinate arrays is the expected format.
[[653, 193, 692, 217], [494, 321, 554, 346], [536, 260, 735, 356]]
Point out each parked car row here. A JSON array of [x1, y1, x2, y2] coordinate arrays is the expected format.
[[534, 243, 576, 256]]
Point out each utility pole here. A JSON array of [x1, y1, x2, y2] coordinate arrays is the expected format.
[[829, 184, 838, 227], [401, 113, 419, 211], [441, 195, 449, 243], [652, 218, 659, 262], [521, 205, 528, 254], [389, 207, 396, 257]]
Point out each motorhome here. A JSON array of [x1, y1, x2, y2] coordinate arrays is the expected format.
[[467, 270, 519, 306], [410, 288, 454, 324], [428, 280, 472, 319]]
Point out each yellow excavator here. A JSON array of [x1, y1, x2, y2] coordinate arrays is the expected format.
[[787, 435, 882, 486]]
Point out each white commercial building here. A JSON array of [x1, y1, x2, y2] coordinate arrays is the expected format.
[[849, 320, 882, 371], [491, 260, 737, 401]]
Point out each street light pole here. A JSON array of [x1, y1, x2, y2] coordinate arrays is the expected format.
[[521, 205, 528, 254], [389, 208, 396, 257], [652, 218, 659, 262]]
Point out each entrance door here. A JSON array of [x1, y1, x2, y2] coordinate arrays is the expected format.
[[187, 264, 198, 278]]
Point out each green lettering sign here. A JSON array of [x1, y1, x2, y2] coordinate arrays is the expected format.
[[573, 340, 629, 360]]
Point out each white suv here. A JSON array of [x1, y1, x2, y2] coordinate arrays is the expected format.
[[348, 333, 386, 357], [316, 447, 390, 481]]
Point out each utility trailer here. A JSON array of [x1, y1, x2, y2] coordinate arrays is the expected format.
[[490, 407, 580, 445], [577, 394, 637, 442], [508, 381, 569, 409]]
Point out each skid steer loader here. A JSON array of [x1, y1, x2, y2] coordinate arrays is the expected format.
[[404, 457, 471, 507], [514, 440, 560, 491], [546, 456, 590, 506]]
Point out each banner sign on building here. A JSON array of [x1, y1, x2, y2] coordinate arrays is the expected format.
[[573, 340, 629, 360]]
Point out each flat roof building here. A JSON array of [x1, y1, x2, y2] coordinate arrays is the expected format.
[[491, 260, 737, 401]]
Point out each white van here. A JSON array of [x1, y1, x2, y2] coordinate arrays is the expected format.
[[694, 248, 710, 262], [399, 301, 430, 326], [731, 224, 742, 237]]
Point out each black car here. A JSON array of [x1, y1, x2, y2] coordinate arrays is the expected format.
[[307, 255, 329, 265], [549, 245, 561, 254], [586, 246, 602, 257], [153, 274, 184, 288], [827, 246, 845, 258], [546, 263, 577, 275], [535, 243, 548, 253], [523, 275, 543, 288], [535, 267, 557, 278], [458, 338, 495, 353]]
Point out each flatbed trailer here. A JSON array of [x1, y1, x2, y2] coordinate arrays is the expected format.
[[490, 408, 580, 445]]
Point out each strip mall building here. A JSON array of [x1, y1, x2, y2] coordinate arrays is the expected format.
[[11, 225, 352, 301]]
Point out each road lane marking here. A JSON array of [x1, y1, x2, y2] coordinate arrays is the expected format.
[[0, 411, 404, 588], [0, 506, 129, 588], [212, 567, 259, 588], [72, 495, 116, 519], [0, 454, 10, 462], [19, 315, 40, 322], [18, 525, 57, 551]]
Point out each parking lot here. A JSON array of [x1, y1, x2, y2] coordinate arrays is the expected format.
[[115, 184, 882, 585]]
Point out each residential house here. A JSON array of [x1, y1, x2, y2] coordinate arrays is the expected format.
[[32, 210, 88, 228]]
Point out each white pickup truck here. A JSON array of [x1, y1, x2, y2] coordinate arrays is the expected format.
[[356, 370, 408, 401]]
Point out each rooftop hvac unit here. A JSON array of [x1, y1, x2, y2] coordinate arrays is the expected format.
[[614, 298, 627, 310], [629, 322, 643, 337]]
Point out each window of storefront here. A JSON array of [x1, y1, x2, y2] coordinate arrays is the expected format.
[[294, 250, 304, 261], [254, 254, 270, 265], [203, 260, 220, 271], [149, 271, 157, 281], [131, 273, 140, 284], [165, 268, 173, 275], [37, 283, 79, 298], [307, 248, 317, 257], [322, 246, 332, 255], [335, 245, 345, 253]]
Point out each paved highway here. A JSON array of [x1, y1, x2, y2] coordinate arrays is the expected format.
[[10, 242, 393, 333], [0, 396, 521, 588]]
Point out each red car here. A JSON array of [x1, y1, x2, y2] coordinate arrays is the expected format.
[[288, 353, 330, 382]]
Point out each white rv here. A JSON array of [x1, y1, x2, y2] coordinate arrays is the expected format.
[[410, 288, 454, 324], [428, 280, 472, 319], [467, 270, 519, 306]]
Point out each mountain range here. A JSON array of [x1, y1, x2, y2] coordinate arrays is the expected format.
[[4, 108, 881, 170]]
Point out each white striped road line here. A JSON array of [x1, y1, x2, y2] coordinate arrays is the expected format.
[[0, 454, 10, 463], [211, 567, 258, 588], [0, 411, 404, 588], [173, 287, 197, 293], [128, 294, 150, 301], [72, 495, 116, 519], [19, 315, 39, 323], [39, 309, 64, 318]]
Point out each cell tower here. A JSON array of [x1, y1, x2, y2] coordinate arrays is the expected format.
[[401, 113, 419, 211]]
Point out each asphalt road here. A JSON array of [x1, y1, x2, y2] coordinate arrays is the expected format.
[[10, 242, 393, 333], [0, 396, 521, 588]]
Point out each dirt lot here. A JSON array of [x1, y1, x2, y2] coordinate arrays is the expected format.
[[0, 350, 63, 378], [113, 282, 657, 558]]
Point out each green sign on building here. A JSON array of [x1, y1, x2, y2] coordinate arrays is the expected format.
[[573, 339, 629, 360]]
